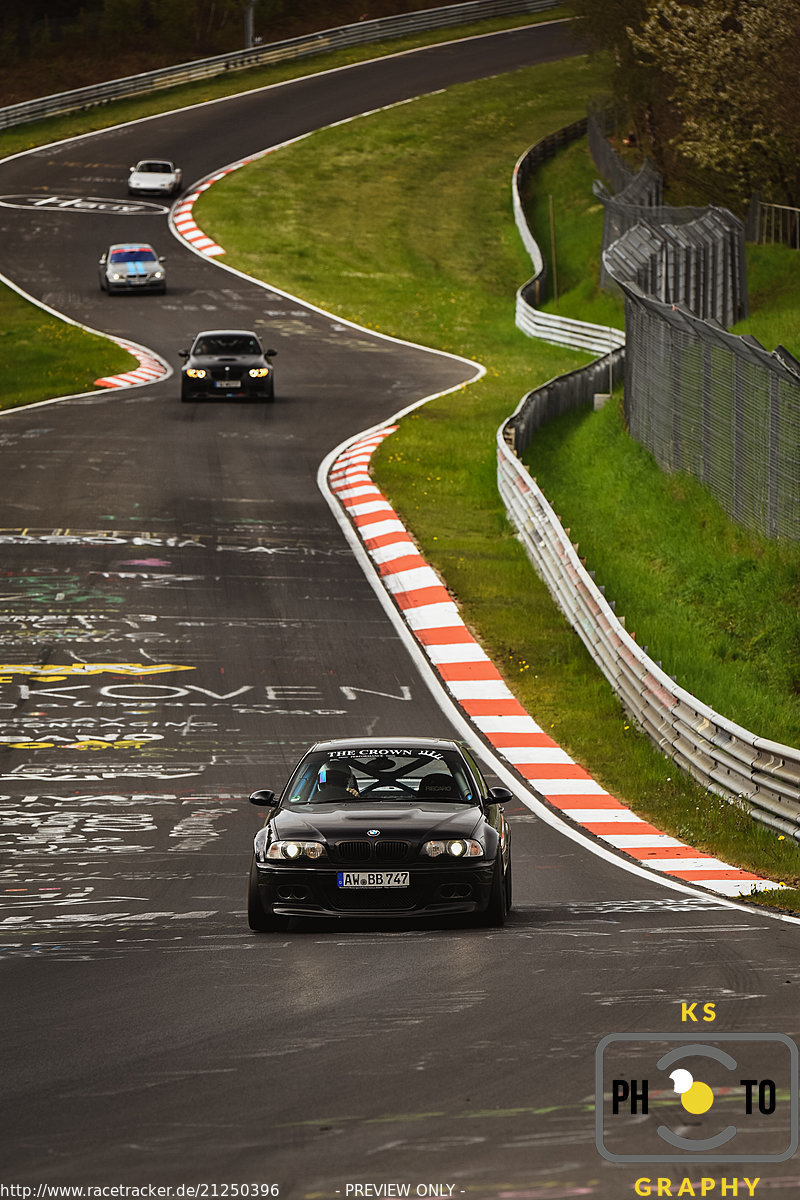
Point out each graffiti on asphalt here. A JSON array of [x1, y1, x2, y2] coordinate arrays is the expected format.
[[0, 792, 238, 855]]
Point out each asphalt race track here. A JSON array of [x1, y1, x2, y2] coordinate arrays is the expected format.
[[1, 21, 799, 1199]]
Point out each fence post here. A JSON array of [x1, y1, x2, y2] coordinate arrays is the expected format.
[[745, 193, 761, 243], [702, 341, 713, 486], [767, 374, 780, 538], [732, 357, 746, 525]]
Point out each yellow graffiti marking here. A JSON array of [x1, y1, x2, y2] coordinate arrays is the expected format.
[[0, 663, 195, 678], [71, 739, 155, 750], [5, 738, 158, 751]]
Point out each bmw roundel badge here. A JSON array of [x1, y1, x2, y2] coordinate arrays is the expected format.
[[367, 829, 380, 837]]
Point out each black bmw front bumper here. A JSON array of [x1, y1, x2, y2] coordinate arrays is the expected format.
[[254, 860, 496, 919], [181, 376, 272, 401]]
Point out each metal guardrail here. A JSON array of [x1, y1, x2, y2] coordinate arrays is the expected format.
[[0, 0, 559, 132], [512, 121, 626, 355], [503, 351, 624, 455], [497, 429, 800, 837], [500, 123, 800, 835]]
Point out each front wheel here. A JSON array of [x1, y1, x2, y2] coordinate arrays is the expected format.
[[481, 855, 508, 927], [247, 857, 287, 932]]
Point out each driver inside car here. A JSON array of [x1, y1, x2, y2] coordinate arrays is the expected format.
[[314, 766, 359, 800]]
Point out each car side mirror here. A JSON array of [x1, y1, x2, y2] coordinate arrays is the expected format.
[[179, 349, 189, 359], [158, 256, 166, 262], [265, 349, 277, 357], [487, 786, 513, 806], [249, 788, 277, 808]]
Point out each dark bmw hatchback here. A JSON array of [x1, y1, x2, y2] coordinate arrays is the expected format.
[[247, 737, 513, 930], [180, 329, 276, 402]]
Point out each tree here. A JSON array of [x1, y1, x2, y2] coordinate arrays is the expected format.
[[626, 0, 800, 207], [568, 0, 663, 138]]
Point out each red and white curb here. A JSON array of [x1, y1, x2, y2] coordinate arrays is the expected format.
[[172, 180, 230, 257], [171, 154, 269, 257], [329, 428, 783, 900], [94, 339, 169, 389]]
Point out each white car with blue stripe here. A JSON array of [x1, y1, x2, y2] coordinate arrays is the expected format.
[[98, 243, 166, 294]]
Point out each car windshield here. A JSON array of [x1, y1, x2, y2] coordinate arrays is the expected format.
[[283, 748, 478, 806], [110, 248, 157, 262], [193, 335, 261, 356], [137, 162, 172, 173]]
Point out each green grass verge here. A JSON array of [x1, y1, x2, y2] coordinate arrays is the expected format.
[[191, 58, 800, 900], [0, 283, 134, 410], [524, 394, 800, 746]]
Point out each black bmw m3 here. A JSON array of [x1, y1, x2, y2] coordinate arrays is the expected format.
[[247, 737, 513, 930], [179, 329, 276, 402]]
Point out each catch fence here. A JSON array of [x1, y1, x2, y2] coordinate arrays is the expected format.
[[588, 112, 748, 325], [602, 205, 748, 329], [747, 197, 800, 251], [614, 280, 800, 540]]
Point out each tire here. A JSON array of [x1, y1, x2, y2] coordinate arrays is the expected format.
[[481, 855, 508, 928], [504, 856, 513, 914], [247, 856, 287, 932]]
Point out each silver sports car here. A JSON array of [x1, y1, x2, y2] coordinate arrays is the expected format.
[[98, 243, 167, 294]]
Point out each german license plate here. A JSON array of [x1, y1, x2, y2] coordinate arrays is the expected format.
[[215, 380, 241, 388], [337, 871, 409, 889]]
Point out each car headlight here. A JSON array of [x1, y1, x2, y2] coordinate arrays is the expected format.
[[110, 272, 124, 281], [185, 368, 207, 379], [248, 368, 271, 378], [153, 270, 163, 279], [421, 838, 483, 858], [266, 840, 326, 861]]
